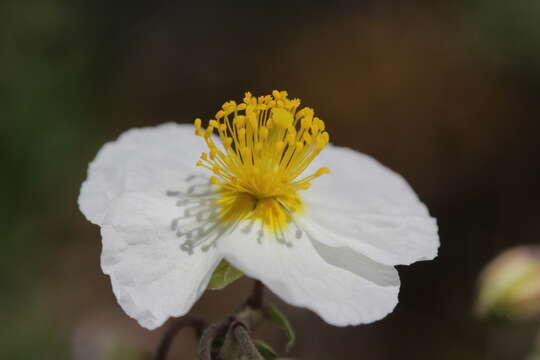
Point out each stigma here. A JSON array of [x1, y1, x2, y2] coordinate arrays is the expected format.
[[194, 90, 330, 233]]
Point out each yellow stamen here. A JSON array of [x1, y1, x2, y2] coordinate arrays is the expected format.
[[194, 90, 330, 233]]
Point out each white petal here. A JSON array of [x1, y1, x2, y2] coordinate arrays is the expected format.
[[218, 225, 400, 326], [79, 123, 230, 329], [79, 123, 206, 225], [299, 145, 439, 266], [101, 192, 222, 330]]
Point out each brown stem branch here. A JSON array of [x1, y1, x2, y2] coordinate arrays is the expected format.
[[155, 280, 266, 359], [154, 316, 207, 360]]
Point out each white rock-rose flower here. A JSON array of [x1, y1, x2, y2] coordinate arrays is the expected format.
[[79, 91, 439, 330]]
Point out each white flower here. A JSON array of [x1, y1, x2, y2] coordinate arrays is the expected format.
[[79, 91, 439, 330]]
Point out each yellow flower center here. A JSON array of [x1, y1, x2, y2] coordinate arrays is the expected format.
[[194, 90, 330, 233]]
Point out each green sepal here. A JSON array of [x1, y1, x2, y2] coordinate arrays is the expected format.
[[255, 339, 279, 360], [266, 304, 296, 352], [210, 336, 225, 357], [207, 260, 244, 290]]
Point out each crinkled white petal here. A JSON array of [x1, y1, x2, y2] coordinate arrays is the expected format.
[[101, 192, 222, 330], [79, 123, 205, 225], [218, 224, 400, 326], [79, 123, 222, 329], [298, 144, 439, 266]]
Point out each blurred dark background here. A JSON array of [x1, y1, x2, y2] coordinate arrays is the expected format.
[[2, 1, 540, 359]]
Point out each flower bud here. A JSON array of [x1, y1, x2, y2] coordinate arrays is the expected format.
[[476, 246, 540, 319]]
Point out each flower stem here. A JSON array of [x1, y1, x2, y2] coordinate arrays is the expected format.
[[154, 316, 207, 360], [246, 280, 264, 309]]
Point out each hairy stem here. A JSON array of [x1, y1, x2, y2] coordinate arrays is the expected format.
[[232, 322, 264, 360], [198, 317, 233, 360]]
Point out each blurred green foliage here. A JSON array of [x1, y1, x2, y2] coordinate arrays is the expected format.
[[0, 0, 108, 358], [463, 0, 540, 69]]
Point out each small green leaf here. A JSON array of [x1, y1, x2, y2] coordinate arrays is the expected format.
[[255, 340, 278, 360], [207, 260, 244, 290], [266, 304, 296, 352]]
